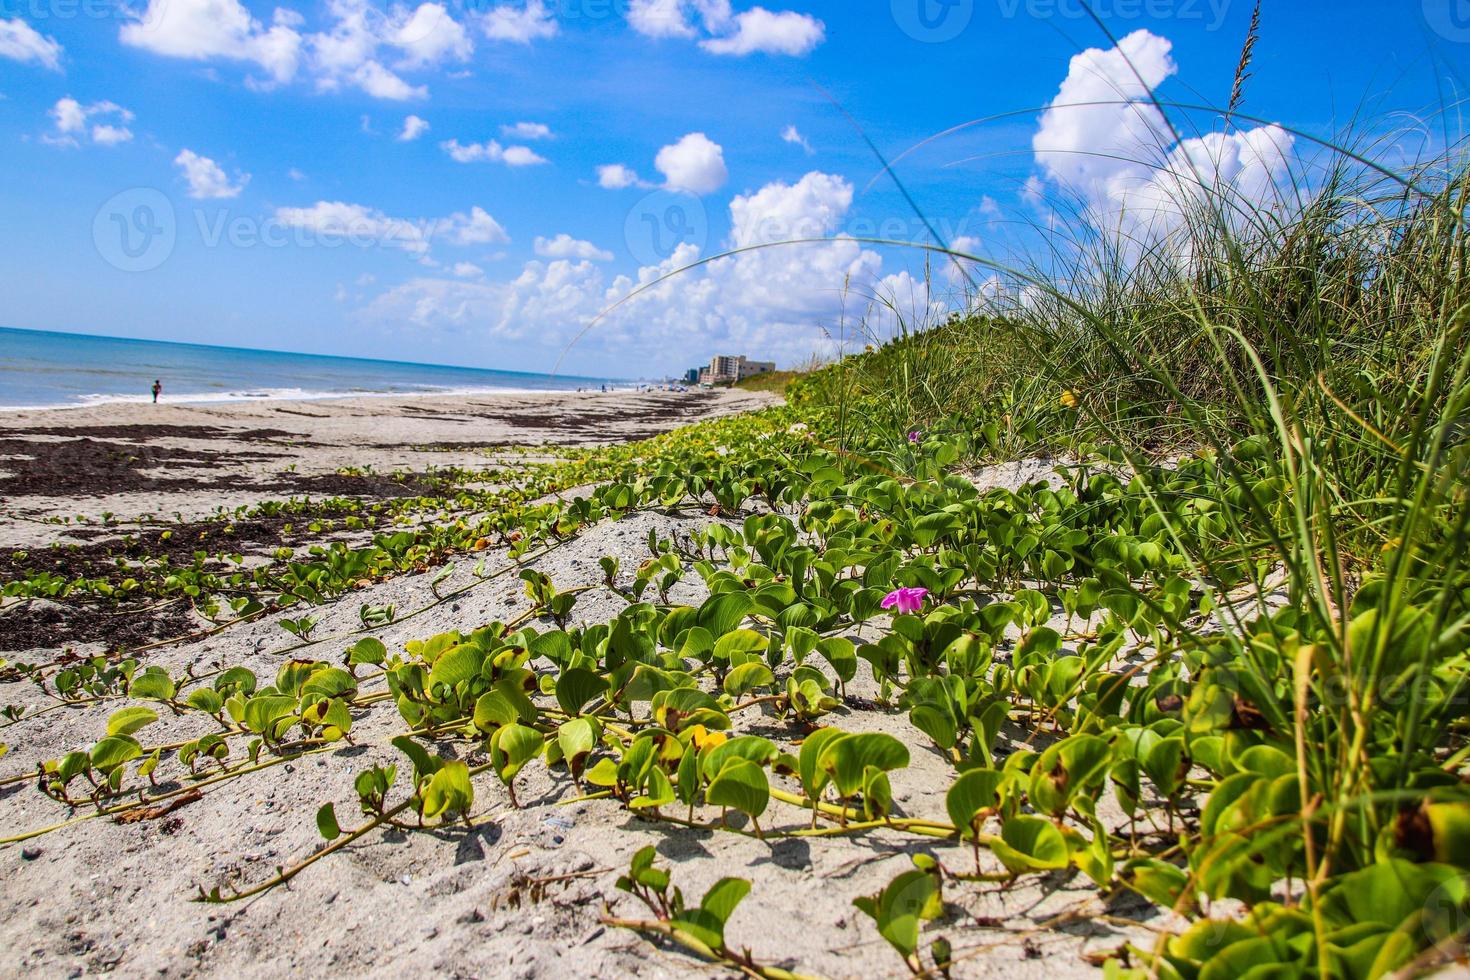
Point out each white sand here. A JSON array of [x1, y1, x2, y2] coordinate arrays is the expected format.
[[0, 390, 1150, 978]]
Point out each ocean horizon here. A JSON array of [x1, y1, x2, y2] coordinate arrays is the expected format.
[[0, 327, 627, 410]]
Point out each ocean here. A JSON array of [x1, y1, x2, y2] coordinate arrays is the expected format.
[[0, 327, 622, 409]]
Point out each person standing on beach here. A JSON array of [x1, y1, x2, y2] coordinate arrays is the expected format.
[[151, 379, 162, 403]]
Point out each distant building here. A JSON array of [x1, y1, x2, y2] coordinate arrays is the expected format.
[[698, 355, 775, 385], [684, 368, 701, 384]]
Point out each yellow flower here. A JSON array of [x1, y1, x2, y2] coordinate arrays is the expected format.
[[686, 725, 727, 751], [1059, 390, 1078, 409], [1382, 536, 1401, 553]]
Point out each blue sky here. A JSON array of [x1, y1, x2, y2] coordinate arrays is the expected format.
[[0, 0, 1464, 378]]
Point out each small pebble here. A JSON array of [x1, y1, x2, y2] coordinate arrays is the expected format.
[[21, 847, 41, 861]]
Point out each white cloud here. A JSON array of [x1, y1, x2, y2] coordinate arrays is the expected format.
[[1031, 29, 1295, 244], [781, 124, 812, 154], [480, 0, 557, 42], [453, 261, 485, 278], [535, 234, 613, 261], [123, 0, 472, 99], [596, 163, 646, 189], [389, 3, 472, 69], [355, 170, 890, 372], [121, 0, 303, 84], [398, 114, 430, 141], [0, 18, 62, 70], [655, 132, 727, 195], [271, 200, 507, 255], [626, 0, 704, 38], [91, 124, 135, 146], [943, 235, 983, 285], [449, 205, 510, 244], [627, 2, 822, 57], [441, 138, 548, 166], [700, 7, 823, 56], [501, 121, 552, 140], [45, 98, 135, 147], [349, 60, 426, 100], [288, 167, 308, 181], [175, 149, 250, 199]]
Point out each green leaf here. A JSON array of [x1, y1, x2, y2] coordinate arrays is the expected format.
[[699, 592, 754, 637], [820, 731, 909, 798], [420, 760, 474, 821], [241, 694, 298, 736], [106, 706, 159, 737], [555, 667, 609, 716], [722, 661, 775, 698], [706, 758, 770, 821], [128, 669, 176, 701], [703, 736, 779, 781], [946, 768, 1004, 838], [347, 637, 387, 666], [491, 723, 544, 787], [673, 877, 750, 950], [89, 734, 142, 773], [853, 868, 941, 961], [391, 735, 439, 781], [556, 717, 599, 779], [316, 802, 342, 840], [990, 815, 1069, 873], [799, 727, 848, 799], [712, 628, 767, 662], [186, 688, 224, 714], [816, 637, 858, 684], [428, 643, 483, 692]]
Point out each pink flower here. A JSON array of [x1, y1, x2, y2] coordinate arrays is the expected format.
[[907, 430, 922, 443], [881, 587, 928, 615]]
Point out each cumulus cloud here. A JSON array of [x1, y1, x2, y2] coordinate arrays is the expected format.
[[355, 170, 890, 372], [441, 138, 548, 166], [0, 18, 62, 70], [480, 0, 557, 42], [596, 163, 647, 189], [535, 234, 613, 261], [453, 261, 485, 278], [348, 59, 426, 99], [501, 121, 552, 140], [272, 200, 507, 255], [655, 132, 727, 194], [700, 7, 823, 56], [388, 2, 471, 69], [626, 1, 823, 56], [175, 149, 249, 199], [1031, 29, 1294, 243], [121, 0, 303, 84], [45, 98, 134, 147], [121, 0, 472, 99], [398, 114, 430, 140]]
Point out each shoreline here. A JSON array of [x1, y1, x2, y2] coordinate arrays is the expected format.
[[0, 382, 658, 416], [0, 386, 779, 536]]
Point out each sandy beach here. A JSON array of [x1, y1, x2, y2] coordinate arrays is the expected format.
[[0, 388, 1146, 979], [0, 388, 775, 533]]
